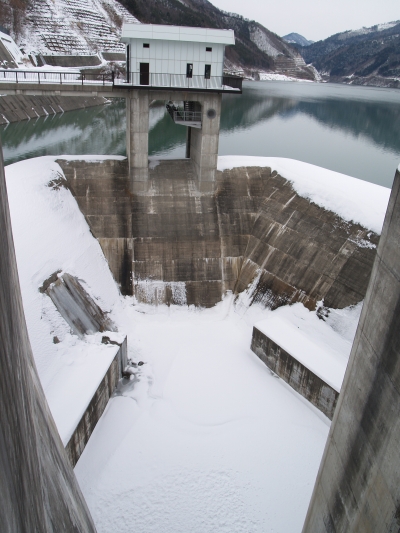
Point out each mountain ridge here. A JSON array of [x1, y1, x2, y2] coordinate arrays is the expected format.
[[297, 20, 400, 88], [0, 0, 316, 79], [282, 33, 314, 47]]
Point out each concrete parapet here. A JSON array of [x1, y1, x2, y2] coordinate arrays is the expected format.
[[251, 327, 339, 419], [302, 169, 400, 532], [65, 337, 127, 467]]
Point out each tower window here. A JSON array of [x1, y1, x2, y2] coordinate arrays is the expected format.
[[206, 47, 212, 52], [143, 43, 150, 48]]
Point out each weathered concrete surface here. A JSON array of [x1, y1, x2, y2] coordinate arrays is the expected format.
[[0, 143, 96, 531], [40, 55, 102, 68], [0, 94, 108, 124], [125, 89, 222, 187], [58, 158, 134, 295], [65, 336, 127, 467], [302, 169, 400, 533], [190, 92, 222, 186], [58, 159, 379, 310], [41, 272, 116, 338], [251, 326, 339, 419]]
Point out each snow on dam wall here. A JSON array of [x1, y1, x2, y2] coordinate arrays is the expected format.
[[0, 146, 96, 532], [58, 158, 379, 311], [302, 168, 400, 532]]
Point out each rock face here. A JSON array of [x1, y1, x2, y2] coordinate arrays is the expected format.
[[0, 145, 96, 532], [58, 158, 378, 310]]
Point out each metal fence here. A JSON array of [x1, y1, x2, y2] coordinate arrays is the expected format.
[[0, 70, 113, 85], [0, 70, 242, 92]]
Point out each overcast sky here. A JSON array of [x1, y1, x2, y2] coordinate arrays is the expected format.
[[209, 0, 400, 42]]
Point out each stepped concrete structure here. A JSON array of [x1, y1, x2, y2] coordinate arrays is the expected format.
[[0, 144, 96, 532], [302, 168, 400, 532], [58, 158, 378, 309]]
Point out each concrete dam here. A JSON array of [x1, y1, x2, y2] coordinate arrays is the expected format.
[[59, 157, 378, 311], [2, 22, 399, 532]]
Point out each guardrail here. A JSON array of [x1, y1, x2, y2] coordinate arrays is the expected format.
[[0, 70, 243, 92], [122, 72, 241, 91], [0, 70, 114, 85], [166, 104, 202, 124]]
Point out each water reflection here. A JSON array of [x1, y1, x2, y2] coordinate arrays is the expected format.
[[1, 81, 399, 187]]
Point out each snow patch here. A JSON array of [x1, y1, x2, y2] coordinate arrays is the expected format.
[[259, 72, 313, 82], [218, 156, 390, 234]]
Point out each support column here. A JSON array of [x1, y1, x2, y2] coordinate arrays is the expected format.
[[185, 126, 191, 159], [126, 89, 149, 190], [190, 92, 222, 191], [302, 168, 400, 532]]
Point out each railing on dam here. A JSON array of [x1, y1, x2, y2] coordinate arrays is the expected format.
[[0, 70, 242, 93]]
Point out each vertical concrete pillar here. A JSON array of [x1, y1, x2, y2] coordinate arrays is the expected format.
[[0, 143, 96, 532], [185, 126, 191, 159], [302, 168, 400, 532], [126, 89, 149, 190], [190, 92, 222, 191]]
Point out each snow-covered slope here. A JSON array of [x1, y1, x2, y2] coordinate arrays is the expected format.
[[283, 32, 314, 47], [18, 0, 138, 55]]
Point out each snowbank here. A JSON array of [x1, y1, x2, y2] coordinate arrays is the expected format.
[[75, 296, 331, 533], [5, 156, 122, 442], [218, 156, 390, 234]]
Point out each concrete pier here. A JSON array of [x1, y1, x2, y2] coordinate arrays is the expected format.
[[125, 89, 222, 189], [0, 143, 96, 532], [302, 168, 400, 532]]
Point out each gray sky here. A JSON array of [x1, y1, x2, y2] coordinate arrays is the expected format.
[[209, 0, 400, 42]]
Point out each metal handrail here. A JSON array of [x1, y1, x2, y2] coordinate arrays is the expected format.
[[0, 70, 242, 91]]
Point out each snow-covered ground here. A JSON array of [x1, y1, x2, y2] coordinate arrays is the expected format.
[[4, 154, 390, 532], [259, 72, 314, 83]]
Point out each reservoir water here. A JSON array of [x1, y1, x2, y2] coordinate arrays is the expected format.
[[1, 80, 400, 188]]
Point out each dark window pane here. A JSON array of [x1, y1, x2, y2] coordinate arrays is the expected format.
[[186, 63, 193, 78], [204, 64, 211, 79], [206, 47, 212, 52], [143, 43, 150, 48]]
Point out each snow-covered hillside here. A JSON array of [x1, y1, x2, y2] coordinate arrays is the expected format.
[[18, 0, 138, 55]]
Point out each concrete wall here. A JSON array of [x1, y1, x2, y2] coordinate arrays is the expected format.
[[58, 160, 379, 310], [41, 55, 102, 67], [0, 94, 108, 124], [0, 143, 96, 532], [251, 327, 339, 420], [59, 158, 134, 295], [190, 92, 222, 186], [302, 169, 400, 532], [127, 37, 225, 77], [66, 337, 127, 467]]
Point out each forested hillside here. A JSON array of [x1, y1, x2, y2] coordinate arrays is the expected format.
[[298, 21, 400, 88]]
